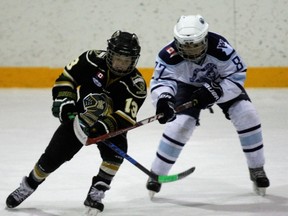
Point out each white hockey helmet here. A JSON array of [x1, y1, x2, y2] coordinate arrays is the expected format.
[[174, 15, 209, 62]]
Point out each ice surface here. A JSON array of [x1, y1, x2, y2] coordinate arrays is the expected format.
[[0, 88, 287, 216]]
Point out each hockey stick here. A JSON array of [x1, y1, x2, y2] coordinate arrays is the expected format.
[[86, 100, 196, 145], [102, 140, 196, 183]]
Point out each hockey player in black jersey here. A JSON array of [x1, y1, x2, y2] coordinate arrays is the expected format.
[[146, 15, 270, 197], [6, 30, 147, 215]]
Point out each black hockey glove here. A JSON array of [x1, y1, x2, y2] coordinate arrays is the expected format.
[[191, 81, 223, 109], [82, 116, 118, 138], [156, 93, 176, 124], [52, 98, 77, 123]]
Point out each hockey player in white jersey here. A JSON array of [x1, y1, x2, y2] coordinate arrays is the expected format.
[[146, 15, 270, 197]]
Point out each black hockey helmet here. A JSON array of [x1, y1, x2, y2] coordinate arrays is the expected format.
[[106, 30, 141, 76]]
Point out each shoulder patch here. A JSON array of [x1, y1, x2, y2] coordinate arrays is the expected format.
[[130, 74, 146, 95], [159, 41, 184, 65], [216, 39, 234, 56], [207, 32, 235, 61], [165, 46, 178, 58]]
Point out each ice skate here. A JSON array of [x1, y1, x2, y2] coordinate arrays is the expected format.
[[84, 181, 110, 216], [6, 176, 35, 208], [249, 167, 270, 196], [146, 177, 161, 199]]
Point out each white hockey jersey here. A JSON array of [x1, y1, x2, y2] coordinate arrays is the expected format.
[[150, 32, 247, 106]]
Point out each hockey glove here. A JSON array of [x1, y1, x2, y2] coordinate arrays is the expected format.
[[191, 81, 223, 109], [82, 115, 118, 138], [52, 98, 77, 123], [156, 93, 176, 124]]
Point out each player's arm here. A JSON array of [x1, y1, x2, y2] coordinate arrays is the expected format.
[[217, 51, 248, 103], [150, 57, 179, 124], [51, 55, 82, 123]]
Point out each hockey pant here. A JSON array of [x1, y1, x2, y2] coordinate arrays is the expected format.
[[151, 99, 265, 175]]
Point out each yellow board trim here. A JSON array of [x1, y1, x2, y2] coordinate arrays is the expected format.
[[0, 67, 287, 88], [245, 67, 288, 87]]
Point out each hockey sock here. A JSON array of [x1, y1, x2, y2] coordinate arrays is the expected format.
[[151, 115, 197, 175], [229, 100, 265, 168]]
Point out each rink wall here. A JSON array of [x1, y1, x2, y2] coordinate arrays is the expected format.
[[1, 1, 288, 87]]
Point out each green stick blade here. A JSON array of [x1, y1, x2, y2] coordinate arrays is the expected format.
[[157, 166, 195, 183]]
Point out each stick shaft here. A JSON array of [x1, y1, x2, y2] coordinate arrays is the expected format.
[[86, 101, 194, 145], [102, 140, 195, 183]]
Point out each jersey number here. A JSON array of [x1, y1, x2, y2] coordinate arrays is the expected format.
[[66, 58, 79, 70], [232, 56, 244, 71], [125, 98, 138, 118], [155, 61, 166, 75]]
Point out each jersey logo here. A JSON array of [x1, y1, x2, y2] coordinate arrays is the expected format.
[[190, 63, 218, 83], [217, 39, 233, 56], [80, 93, 111, 126], [92, 77, 102, 87], [97, 72, 104, 79], [166, 46, 178, 58], [92, 71, 105, 87]]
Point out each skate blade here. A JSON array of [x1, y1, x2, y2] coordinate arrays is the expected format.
[[253, 183, 266, 196], [84, 206, 101, 216], [148, 190, 156, 200]]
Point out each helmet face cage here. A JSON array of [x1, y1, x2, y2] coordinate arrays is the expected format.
[[106, 31, 141, 76], [173, 15, 209, 63], [174, 36, 208, 62]]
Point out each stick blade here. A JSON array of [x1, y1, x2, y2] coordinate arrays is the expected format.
[[157, 166, 196, 183]]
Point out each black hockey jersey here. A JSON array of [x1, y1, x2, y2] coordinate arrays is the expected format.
[[52, 50, 147, 131]]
